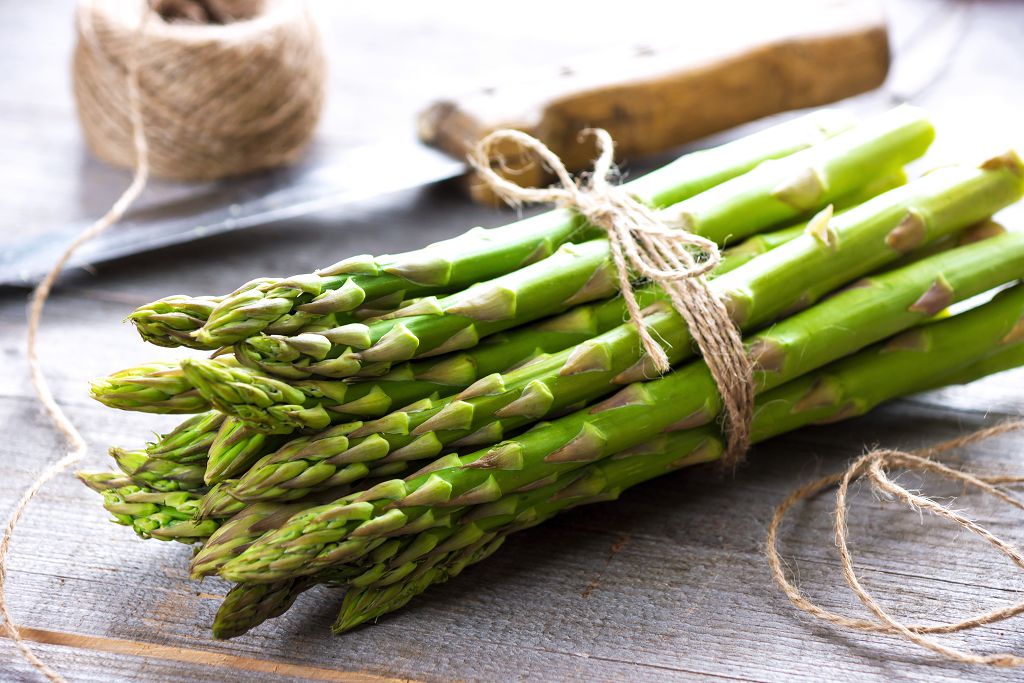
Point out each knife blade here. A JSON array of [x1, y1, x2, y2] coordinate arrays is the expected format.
[[0, 141, 465, 287]]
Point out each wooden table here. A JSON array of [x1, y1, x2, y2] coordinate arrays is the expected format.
[[3, 1, 1024, 680]]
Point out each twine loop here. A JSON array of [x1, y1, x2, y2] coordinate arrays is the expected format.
[[768, 420, 1024, 667], [470, 129, 754, 467]]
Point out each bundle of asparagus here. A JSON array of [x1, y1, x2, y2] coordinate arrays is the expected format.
[[82, 106, 1024, 640]]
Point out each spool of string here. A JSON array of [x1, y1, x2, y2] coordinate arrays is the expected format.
[[73, 0, 326, 180]]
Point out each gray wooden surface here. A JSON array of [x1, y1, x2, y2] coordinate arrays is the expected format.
[[3, 1, 1024, 681]]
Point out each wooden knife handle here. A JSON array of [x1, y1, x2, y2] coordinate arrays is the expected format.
[[418, 0, 889, 203]]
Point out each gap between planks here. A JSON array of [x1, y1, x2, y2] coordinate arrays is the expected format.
[[2, 627, 419, 683]]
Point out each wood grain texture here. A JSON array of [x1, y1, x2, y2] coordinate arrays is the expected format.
[[3, 0, 1024, 681]]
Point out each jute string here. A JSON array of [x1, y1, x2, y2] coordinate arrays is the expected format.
[[767, 420, 1024, 666], [0, 10, 151, 679], [74, 0, 324, 180], [469, 129, 755, 467], [4, 2, 322, 679]]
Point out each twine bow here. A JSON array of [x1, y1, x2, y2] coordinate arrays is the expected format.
[[768, 419, 1024, 667], [469, 128, 754, 467]]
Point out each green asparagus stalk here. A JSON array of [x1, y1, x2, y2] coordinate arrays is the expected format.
[[197, 481, 248, 519], [920, 339, 1024, 389], [99, 486, 216, 542], [145, 411, 227, 463], [77, 471, 135, 493], [214, 515, 501, 637], [331, 287, 1024, 630], [223, 238, 619, 382], [220, 108, 933, 383], [205, 425, 375, 505], [218, 213, 1024, 582], [196, 474, 382, 523], [211, 163, 1024, 504], [190, 497, 372, 578], [91, 389, 280, 485], [172, 110, 858, 350], [90, 361, 218, 415], [190, 503, 306, 577], [707, 166, 905, 274], [110, 448, 207, 492], [332, 535, 507, 634], [205, 417, 287, 485], [212, 576, 320, 639], [129, 278, 276, 348], [85, 478, 332, 549]]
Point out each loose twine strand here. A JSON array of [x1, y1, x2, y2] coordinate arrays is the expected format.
[[767, 420, 1024, 666], [0, 8, 152, 683], [4, 1, 323, 677], [469, 129, 755, 467], [1, 9, 151, 679]]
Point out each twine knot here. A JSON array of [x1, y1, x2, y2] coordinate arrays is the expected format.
[[470, 128, 754, 468]]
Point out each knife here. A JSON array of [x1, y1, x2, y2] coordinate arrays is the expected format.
[[0, 141, 465, 287], [0, 0, 888, 287]]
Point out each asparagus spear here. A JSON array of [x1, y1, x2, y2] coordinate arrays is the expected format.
[[145, 410, 226, 463], [129, 295, 224, 350], [919, 341, 1024, 389], [221, 109, 933, 383], [129, 278, 276, 349], [212, 576, 321, 640], [90, 361, 211, 414], [77, 471, 135, 493], [83, 477, 337, 550], [190, 491, 381, 577], [172, 110, 857, 350], [205, 417, 287, 485], [197, 481, 248, 519], [332, 536, 507, 634], [82, 409, 270, 493], [110, 447, 207, 492], [98, 486, 216, 543], [331, 288, 1024, 631], [696, 166, 905, 275], [218, 213, 1024, 582], [223, 238, 620, 382], [209, 163, 1024, 504]]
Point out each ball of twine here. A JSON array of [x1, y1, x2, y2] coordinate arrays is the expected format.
[[73, 0, 326, 181]]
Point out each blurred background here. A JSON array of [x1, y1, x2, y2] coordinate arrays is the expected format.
[[3, 0, 1022, 251]]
